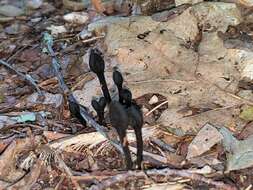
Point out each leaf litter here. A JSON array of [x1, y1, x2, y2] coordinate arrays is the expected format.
[[1, 0, 253, 189]]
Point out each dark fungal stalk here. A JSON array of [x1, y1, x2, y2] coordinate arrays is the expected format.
[[109, 101, 133, 169], [89, 48, 134, 170], [68, 94, 87, 126], [113, 69, 124, 103], [89, 49, 111, 102], [91, 97, 106, 125], [120, 89, 144, 169]]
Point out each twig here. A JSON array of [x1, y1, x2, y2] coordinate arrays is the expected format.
[[55, 152, 82, 190], [6, 45, 28, 62], [82, 35, 105, 44], [89, 168, 237, 190], [149, 137, 176, 153], [42, 33, 69, 94], [0, 59, 42, 96], [145, 100, 169, 116]]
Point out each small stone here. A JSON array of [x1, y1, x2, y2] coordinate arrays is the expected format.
[[63, 12, 89, 25], [149, 95, 159, 105]]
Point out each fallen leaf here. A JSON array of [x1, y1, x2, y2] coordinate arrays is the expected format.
[[27, 92, 63, 108], [220, 126, 253, 171], [18, 49, 40, 63], [0, 137, 35, 182], [0, 111, 50, 129], [187, 123, 223, 159], [8, 161, 43, 190]]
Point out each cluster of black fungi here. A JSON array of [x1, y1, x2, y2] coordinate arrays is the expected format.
[[68, 49, 143, 170]]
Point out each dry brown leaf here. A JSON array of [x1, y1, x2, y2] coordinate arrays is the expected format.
[[7, 161, 43, 190], [0, 137, 37, 182], [187, 123, 223, 159]]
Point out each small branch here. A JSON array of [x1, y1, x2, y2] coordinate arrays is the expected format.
[[46, 49, 69, 93], [89, 168, 237, 190], [55, 152, 82, 190], [149, 137, 176, 153], [145, 100, 168, 116], [82, 35, 105, 44], [0, 59, 42, 96]]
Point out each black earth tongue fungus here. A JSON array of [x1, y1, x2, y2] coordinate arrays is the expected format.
[[109, 100, 133, 170], [98, 96, 106, 123], [113, 69, 124, 103], [89, 48, 144, 170], [91, 97, 106, 125], [120, 88, 144, 169], [120, 88, 132, 107], [68, 94, 87, 127], [89, 49, 111, 103]]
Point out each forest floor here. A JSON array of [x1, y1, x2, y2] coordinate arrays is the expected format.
[[1, 0, 253, 189]]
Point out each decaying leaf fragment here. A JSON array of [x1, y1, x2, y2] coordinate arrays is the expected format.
[[220, 126, 253, 171], [187, 123, 223, 159], [0, 137, 36, 183]]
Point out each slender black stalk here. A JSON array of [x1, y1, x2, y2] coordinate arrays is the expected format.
[[109, 101, 133, 170], [121, 136, 133, 170], [98, 97, 106, 125], [89, 49, 111, 103], [113, 70, 123, 103], [133, 124, 143, 169], [91, 98, 105, 125], [0, 59, 43, 96], [68, 94, 87, 126], [97, 74, 111, 103]]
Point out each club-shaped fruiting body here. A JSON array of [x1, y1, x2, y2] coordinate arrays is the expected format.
[[126, 104, 143, 169], [89, 49, 105, 74], [89, 48, 143, 170], [91, 97, 106, 125], [109, 101, 133, 169], [113, 69, 123, 103], [120, 88, 143, 169], [89, 49, 111, 102], [68, 94, 87, 126]]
